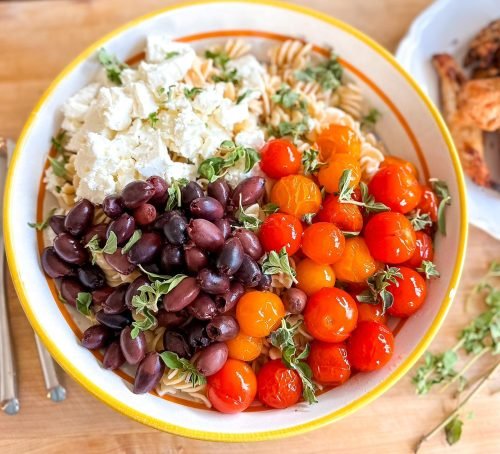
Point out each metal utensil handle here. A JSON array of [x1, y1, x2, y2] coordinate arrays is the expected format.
[[34, 335, 66, 402]]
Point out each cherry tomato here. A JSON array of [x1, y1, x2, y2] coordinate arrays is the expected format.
[[270, 175, 322, 218], [386, 266, 427, 317], [236, 291, 285, 337], [404, 231, 434, 269], [257, 359, 302, 409], [417, 185, 439, 222], [308, 341, 351, 386], [207, 359, 257, 413], [318, 154, 361, 194], [346, 321, 394, 371], [295, 258, 336, 296], [302, 222, 345, 265], [226, 332, 263, 361], [259, 213, 303, 255], [304, 287, 358, 342], [315, 194, 363, 233], [316, 124, 361, 161], [364, 212, 416, 264], [356, 302, 388, 324], [380, 156, 418, 178], [332, 237, 377, 283], [260, 139, 301, 179], [368, 164, 422, 214]]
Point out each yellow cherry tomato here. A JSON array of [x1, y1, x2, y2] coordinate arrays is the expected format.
[[317, 124, 361, 161], [295, 258, 336, 296], [332, 237, 377, 283], [226, 333, 263, 361], [270, 175, 322, 217], [318, 153, 361, 194], [236, 291, 285, 337]]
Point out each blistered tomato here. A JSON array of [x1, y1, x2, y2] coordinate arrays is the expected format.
[[236, 291, 285, 337], [332, 237, 377, 283], [295, 258, 336, 296], [386, 266, 427, 318], [316, 124, 361, 161], [356, 302, 388, 324], [318, 154, 361, 194], [226, 332, 263, 361], [270, 175, 322, 218], [260, 139, 301, 179], [364, 212, 416, 263], [302, 222, 345, 265], [404, 231, 434, 269], [380, 156, 418, 178], [257, 359, 302, 409], [417, 185, 439, 222], [315, 194, 363, 233], [259, 213, 303, 255], [207, 359, 257, 413], [304, 287, 358, 342], [308, 341, 351, 386]]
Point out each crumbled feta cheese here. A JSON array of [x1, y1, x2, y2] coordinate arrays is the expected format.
[[227, 55, 266, 92], [235, 128, 265, 150], [129, 82, 157, 119], [192, 85, 225, 116], [120, 68, 140, 87], [145, 35, 194, 64], [97, 87, 133, 131], [61, 83, 100, 133], [214, 98, 250, 131]]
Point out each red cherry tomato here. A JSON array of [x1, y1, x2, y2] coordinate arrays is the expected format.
[[301, 222, 345, 265], [259, 213, 303, 255], [207, 359, 257, 413], [308, 341, 351, 386], [315, 194, 363, 233], [386, 266, 427, 318], [346, 321, 394, 371], [368, 164, 422, 214], [364, 212, 416, 264], [404, 231, 434, 269], [260, 139, 301, 179], [304, 287, 358, 342], [257, 359, 302, 408], [417, 185, 439, 222]]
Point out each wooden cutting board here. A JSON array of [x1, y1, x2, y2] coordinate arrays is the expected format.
[[1, 1, 499, 452]]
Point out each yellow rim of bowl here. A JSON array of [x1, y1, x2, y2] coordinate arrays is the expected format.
[[4, 0, 468, 442]]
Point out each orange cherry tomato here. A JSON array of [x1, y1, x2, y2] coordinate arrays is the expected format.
[[260, 139, 301, 179], [236, 291, 285, 337], [257, 359, 302, 409], [270, 175, 322, 218], [259, 213, 303, 255], [295, 258, 336, 296], [315, 194, 363, 233], [332, 237, 377, 283], [226, 332, 263, 361], [302, 222, 345, 265], [346, 321, 394, 371], [356, 302, 388, 324], [318, 154, 361, 194], [417, 185, 439, 222], [316, 124, 361, 161], [404, 231, 434, 269], [364, 212, 416, 264], [207, 359, 257, 413], [386, 266, 427, 318], [368, 164, 422, 214], [304, 287, 358, 342], [308, 341, 351, 386], [380, 156, 418, 178]]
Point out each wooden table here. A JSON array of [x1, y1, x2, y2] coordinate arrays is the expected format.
[[1, 0, 499, 452]]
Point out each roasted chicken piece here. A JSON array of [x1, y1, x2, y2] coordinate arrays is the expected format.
[[464, 19, 500, 70]]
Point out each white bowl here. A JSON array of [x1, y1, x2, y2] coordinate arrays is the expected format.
[[4, 0, 468, 441]]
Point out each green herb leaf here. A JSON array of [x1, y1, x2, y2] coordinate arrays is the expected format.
[[271, 84, 307, 112], [165, 51, 180, 60], [342, 230, 360, 238], [236, 90, 252, 104], [243, 147, 260, 173], [51, 131, 67, 155], [270, 119, 310, 143], [204, 49, 230, 69], [102, 231, 118, 254], [147, 111, 160, 128], [262, 247, 297, 284], [302, 213, 316, 225], [360, 108, 381, 129], [160, 351, 207, 387], [445, 415, 463, 446], [430, 178, 451, 235], [295, 52, 343, 91], [337, 169, 356, 202], [408, 209, 433, 231], [183, 87, 203, 100], [337, 170, 389, 213], [198, 157, 226, 182], [412, 351, 458, 395], [417, 260, 441, 280], [76, 292, 93, 316], [302, 148, 324, 175], [138, 264, 170, 281], [97, 48, 126, 85], [85, 231, 118, 264], [212, 68, 240, 84], [48, 157, 67, 178], [130, 308, 156, 339], [236, 199, 262, 232], [121, 230, 142, 254], [166, 178, 189, 211], [356, 266, 402, 313], [262, 203, 279, 215], [28, 208, 56, 231]]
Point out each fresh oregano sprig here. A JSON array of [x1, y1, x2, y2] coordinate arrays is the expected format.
[[166, 178, 188, 211], [28, 208, 56, 231], [97, 48, 127, 85], [85, 231, 118, 264], [160, 351, 206, 387], [121, 230, 142, 254], [235, 200, 262, 232], [295, 52, 343, 91], [417, 260, 441, 280], [302, 148, 324, 175], [76, 292, 93, 317], [337, 169, 389, 213], [262, 247, 297, 284], [429, 178, 452, 235], [408, 209, 433, 231], [356, 266, 402, 313]]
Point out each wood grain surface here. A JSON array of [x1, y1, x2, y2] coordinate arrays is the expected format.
[[1, 1, 499, 453]]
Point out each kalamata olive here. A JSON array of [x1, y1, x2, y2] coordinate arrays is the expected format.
[[181, 181, 204, 207], [234, 254, 262, 287], [186, 321, 211, 350], [141, 263, 162, 276], [77, 265, 106, 290], [156, 308, 190, 328], [216, 237, 244, 276], [122, 180, 155, 209], [96, 310, 132, 330], [92, 286, 114, 305], [49, 215, 66, 235], [162, 277, 200, 312], [231, 176, 265, 206], [147, 176, 168, 203], [163, 330, 192, 358], [163, 212, 187, 246], [214, 218, 231, 239], [256, 272, 272, 291], [214, 282, 245, 313], [81, 324, 113, 350], [64, 199, 95, 237], [125, 275, 149, 310], [160, 244, 184, 274], [102, 283, 129, 314], [103, 195, 124, 219], [152, 213, 170, 231], [107, 214, 136, 246], [127, 232, 162, 265], [206, 315, 239, 341], [133, 203, 157, 226], [195, 342, 228, 376], [133, 352, 165, 394], [103, 340, 126, 370], [83, 223, 107, 247], [187, 219, 224, 252], [120, 326, 146, 365], [104, 248, 136, 275], [190, 197, 224, 221], [207, 179, 230, 208], [184, 243, 208, 273], [197, 268, 230, 295], [41, 247, 74, 278], [53, 233, 88, 265], [60, 277, 86, 307], [233, 229, 264, 260], [282, 288, 307, 314], [188, 293, 218, 320]]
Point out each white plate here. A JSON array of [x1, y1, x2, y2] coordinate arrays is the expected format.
[[396, 0, 500, 239]]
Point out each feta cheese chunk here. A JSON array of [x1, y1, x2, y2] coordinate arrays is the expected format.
[[97, 87, 133, 131], [61, 83, 100, 133], [145, 35, 195, 64], [227, 55, 266, 92], [129, 82, 158, 119]]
